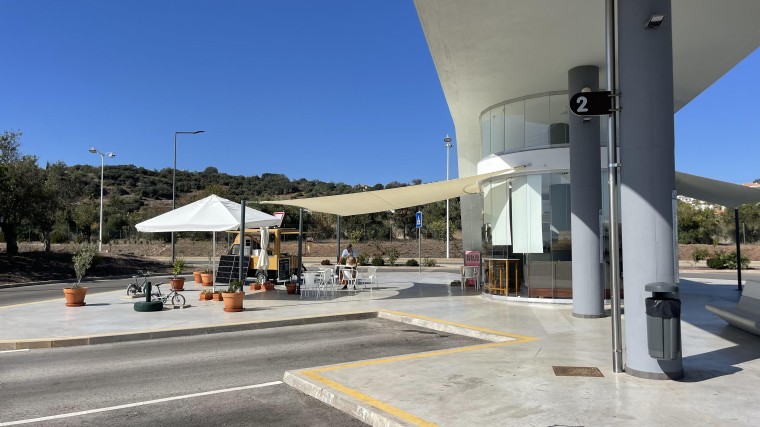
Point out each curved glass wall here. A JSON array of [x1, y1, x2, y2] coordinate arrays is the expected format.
[[481, 93, 571, 157], [481, 173, 571, 299]]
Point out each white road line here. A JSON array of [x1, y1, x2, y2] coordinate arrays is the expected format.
[[0, 349, 29, 354], [0, 381, 283, 426]]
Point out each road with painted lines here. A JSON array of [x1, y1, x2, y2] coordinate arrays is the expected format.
[[0, 318, 484, 426]]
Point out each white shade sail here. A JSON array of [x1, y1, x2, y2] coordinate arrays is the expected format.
[[675, 172, 760, 208], [136, 194, 281, 232], [261, 169, 517, 216], [261, 170, 760, 218]]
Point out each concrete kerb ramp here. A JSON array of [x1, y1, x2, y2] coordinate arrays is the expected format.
[[284, 309, 536, 427]]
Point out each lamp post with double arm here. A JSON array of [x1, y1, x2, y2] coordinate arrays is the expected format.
[[88, 147, 116, 252]]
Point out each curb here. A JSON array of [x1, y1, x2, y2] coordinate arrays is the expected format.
[[284, 370, 408, 427], [0, 275, 163, 290], [0, 311, 378, 351]]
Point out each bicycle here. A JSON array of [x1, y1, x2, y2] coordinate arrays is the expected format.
[[126, 270, 153, 296], [151, 282, 186, 306]]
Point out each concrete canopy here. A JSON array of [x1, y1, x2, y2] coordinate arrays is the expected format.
[[414, 0, 760, 178]]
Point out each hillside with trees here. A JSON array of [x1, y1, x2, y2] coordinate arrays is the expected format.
[[0, 130, 460, 255]]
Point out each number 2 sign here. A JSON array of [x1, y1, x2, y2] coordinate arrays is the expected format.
[[569, 91, 613, 116]]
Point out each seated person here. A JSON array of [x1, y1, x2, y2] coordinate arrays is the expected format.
[[340, 255, 358, 289]]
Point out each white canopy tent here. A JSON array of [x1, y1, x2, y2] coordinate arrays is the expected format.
[[135, 194, 282, 290]]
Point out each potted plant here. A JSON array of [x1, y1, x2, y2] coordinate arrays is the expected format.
[[64, 244, 97, 307], [285, 281, 297, 294], [193, 270, 203, 284], [201, 269, 214, 286], [199, 289, 213, 301], [222, 279, 244, 312], [212, 290, 224, 301], [261, 280, 275, 291], [170, 257, 186, 291]]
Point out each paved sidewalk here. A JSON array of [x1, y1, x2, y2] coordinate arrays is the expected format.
[[2, 271, 759, 426]]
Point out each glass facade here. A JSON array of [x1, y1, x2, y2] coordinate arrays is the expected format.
[[479, 93, 575, 299], [480, 93, 570, 157]]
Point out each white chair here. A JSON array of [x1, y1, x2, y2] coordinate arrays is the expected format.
[[300, 271, 321, 299], [363, 266, 377, 290], [318, 268, 336, 297], [341, 268, 358, 290], [461, 265, 480, 291]]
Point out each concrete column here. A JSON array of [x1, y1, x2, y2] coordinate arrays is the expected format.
[[568, 66, 603, 318], [618, 0, 683, 379]]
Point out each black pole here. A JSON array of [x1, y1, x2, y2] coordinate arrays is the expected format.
[[735, 208, 743, 292], [336, 215, 341, 263], [297, 208, 304, 294], [239, 200, 246, 289]]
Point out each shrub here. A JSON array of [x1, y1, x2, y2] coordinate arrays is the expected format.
[[386, 248, 399, 266], [357, 253, 369, 266], [172, 258, 186, 277], [371, 256, 385, 266], [227, 279, 243, 293], [405, 259, 419, 267], [321, 259, 331, 265], [422, 257, 437, 267], [692, 248, 709, 264], [706, 251, 750, 270], [50, 230, 69, 244]]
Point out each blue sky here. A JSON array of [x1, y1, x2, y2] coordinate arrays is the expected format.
[[1, 1, 758, 186]]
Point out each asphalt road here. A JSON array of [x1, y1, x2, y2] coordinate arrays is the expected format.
[[0, 318, 484, 426], [0, 275, 173, 307]]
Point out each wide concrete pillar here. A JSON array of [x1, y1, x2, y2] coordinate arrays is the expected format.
[[568, 66, 603, 318], [618, 0, 683, 379]]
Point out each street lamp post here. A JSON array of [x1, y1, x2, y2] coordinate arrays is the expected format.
[[444, 135, 453, 259], [88, 147, 116, 252], [172, 130, 205, 265]]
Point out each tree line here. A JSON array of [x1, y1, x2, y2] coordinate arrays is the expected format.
[[0, 130, 460, 254]]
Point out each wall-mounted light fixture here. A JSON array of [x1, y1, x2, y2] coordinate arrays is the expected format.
[[645, 15, 665, 29]]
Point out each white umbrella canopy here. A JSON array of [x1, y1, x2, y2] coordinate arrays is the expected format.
[[135, 195, 281, 290], [135, 194, 281, 232]]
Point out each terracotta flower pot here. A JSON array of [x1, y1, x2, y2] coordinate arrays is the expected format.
[[199, 292, 212, 301], [63, 287, 87, 307], [221, 292, 244, 312], [170, 277, 185, 291], [212, 293, 223, 301], [193, 271, 203, 283], [201, 273, 214, 286], [285, 282, 297, 294], [261, 282, 275, 291]]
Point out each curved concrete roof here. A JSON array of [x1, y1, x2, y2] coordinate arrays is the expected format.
[[414, 0, 760, 177]]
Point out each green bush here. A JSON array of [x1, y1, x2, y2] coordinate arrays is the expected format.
[[706, 251, 750, 269], [422, 257, 438, 267], [386, 248, 399, 266], [357, 253, 369, 266], [50, 230, 69, 244], [692, 248, 710, 264], [405, 259, 419, 267], [371, 256, 385, 266]]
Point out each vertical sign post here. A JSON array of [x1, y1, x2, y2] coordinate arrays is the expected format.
[[416, 211, 422, 273]]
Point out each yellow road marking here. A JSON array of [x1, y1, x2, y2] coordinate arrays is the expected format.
[[299, 310, 537, 426]]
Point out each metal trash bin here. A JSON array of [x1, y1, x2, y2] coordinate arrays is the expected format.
[[644, 282, 681, 360]]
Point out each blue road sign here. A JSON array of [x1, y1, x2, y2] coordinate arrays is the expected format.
[[416, 211, 422, 228]]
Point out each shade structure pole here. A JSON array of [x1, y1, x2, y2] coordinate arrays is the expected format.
[[735, 208, 743, 292], [239, 200, 246, 291], [606, 0, 623, 374], [336, 215, 341, 263], [212, 231, 216, 293], [297, 208, 304, 294]]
